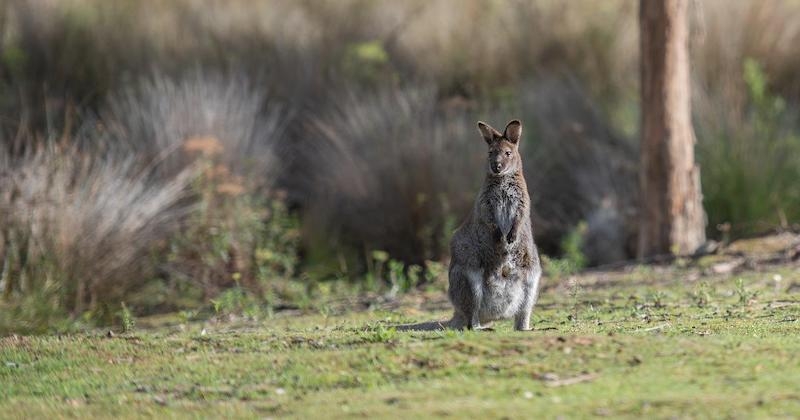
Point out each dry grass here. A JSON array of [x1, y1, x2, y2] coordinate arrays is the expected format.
[[0, 143, 193, 330], [300, 87, 480, 269], [94, 73, 287, 184], [0, 73, 295, 332], [517, 77, 638, 262]]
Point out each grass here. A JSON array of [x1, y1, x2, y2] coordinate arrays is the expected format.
[[2, 262, 799, 418]]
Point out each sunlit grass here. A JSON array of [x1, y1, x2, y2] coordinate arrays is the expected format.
[[2, 264, 798, 418]]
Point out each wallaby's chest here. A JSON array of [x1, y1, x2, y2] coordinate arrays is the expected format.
[[481, 180, 525, 225], [495, 190, 517, 227]]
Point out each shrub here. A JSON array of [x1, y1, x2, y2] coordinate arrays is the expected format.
[[163, 179, 301, 308], [695, 59, 800, 238]]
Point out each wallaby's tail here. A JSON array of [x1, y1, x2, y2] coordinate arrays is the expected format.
[[395, 319, 453, 332]]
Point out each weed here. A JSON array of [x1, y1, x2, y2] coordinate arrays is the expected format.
[[647, 291, 668, 309], [178, 310, 196, 324], [734, 278, 758, 307], [119, 302, 135, 333], [211, 287, 257, 318], [360, 324, 398, 343], [567, 277, 582, 323], [690, 281, 713, 308], [542, 223, 589, 278]]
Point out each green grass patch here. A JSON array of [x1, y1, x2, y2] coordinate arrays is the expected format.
[[1, 265, 799, 418]]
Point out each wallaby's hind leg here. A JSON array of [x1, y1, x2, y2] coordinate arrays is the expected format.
[[449, 311, 467, 330], [464, 269, 485, 330], [514, 269, 541, 331], [514, 302, 532, 331], [448, 265, 484, 330], [447, 266, 471, 330]]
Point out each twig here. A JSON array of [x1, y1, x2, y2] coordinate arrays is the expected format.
[[634, 323, 671, 333], [542, 373, 598, 387]]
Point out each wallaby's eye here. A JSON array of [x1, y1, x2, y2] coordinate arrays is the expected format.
[[505, 151, 512, 157]]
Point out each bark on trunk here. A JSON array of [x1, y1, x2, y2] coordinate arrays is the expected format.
[[638, 0, 706, 258]]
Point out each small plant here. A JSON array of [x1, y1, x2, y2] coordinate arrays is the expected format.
[[542, 257, 580, 279], [119, 302, 136, 333], [543, 223, 589, 278], [178, 310, 196, 324], [435, 328, 462, 340], [360, 324, 398, 343], [562, 222, 589, 270], [647, 291, 668, 309], [690, 281, 713, 308], [567, 277, 582, 323], [424, 260, 446, 284], [365, 250, 390, 292], [734, 278, 758, 306], [387, 260, 423, 294], [365, 250, 430, 295], [626, 294, 651, 322], [318, 304, 334, 328], [209, 284, 256, 318], [387, 259, 405, 295]]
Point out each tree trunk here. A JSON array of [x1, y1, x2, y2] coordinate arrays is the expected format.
[[638, 0, 706, 258]]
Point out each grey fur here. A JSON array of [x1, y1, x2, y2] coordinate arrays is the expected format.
[[447, 119, 541, 331]]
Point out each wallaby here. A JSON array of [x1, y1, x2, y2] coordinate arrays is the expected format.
[[447, 119, 541, 331], [395, 119, 541, 332]]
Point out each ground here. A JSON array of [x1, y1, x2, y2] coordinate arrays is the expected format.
[[1, 241, 800, 419]]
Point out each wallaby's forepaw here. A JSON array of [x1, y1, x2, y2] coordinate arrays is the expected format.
[[505, 231, 515, 244], [514, 317, 531, 331], [493, 227, 503, 243]]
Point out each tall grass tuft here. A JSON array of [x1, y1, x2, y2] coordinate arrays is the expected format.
[[300, 87, 480, 275], [518, 77, 638, 264], [0, 143, 193, 333], [0, 73, 298, 334], [93, 73, 298, 308], [93, 72, 287, 183]]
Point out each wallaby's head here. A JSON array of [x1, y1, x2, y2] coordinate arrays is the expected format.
[[477, 120, 523, 176]]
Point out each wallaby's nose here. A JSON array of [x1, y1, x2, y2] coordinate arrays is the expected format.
[[492, 163, 502, 173]]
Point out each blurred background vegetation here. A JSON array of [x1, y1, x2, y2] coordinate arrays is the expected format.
[[1, 0, 799, 333]]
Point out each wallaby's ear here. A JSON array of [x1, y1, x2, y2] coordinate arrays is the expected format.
[[504, 120, 522, 144], [477, 121, 501, 144]]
